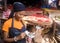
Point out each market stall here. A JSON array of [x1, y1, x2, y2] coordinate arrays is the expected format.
[[47, 10, 60, 42]]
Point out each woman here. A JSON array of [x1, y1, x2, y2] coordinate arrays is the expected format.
[[2, 2, 27, 43]]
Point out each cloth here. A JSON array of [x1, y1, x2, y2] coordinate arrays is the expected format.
[[13, 2, 25, 12], [2, 18, 25, 32], [3, 18, 26, 43], [9, 18, 26, 43]]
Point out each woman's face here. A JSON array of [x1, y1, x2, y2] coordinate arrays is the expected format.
[[15, 11, 26, 20]]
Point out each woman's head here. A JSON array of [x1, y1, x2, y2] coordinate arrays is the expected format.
[[9, 2, 26, 20], [13, 2, 26, 20]]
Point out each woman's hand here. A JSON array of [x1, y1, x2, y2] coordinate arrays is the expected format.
[[16, 32, 26, 41]]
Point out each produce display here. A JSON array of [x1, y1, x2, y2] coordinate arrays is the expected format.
[[23, 14, 53, 26]]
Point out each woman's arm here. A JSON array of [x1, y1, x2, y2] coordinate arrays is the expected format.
[[3, 31, 26, 42], [3, 31, 14, 42]]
